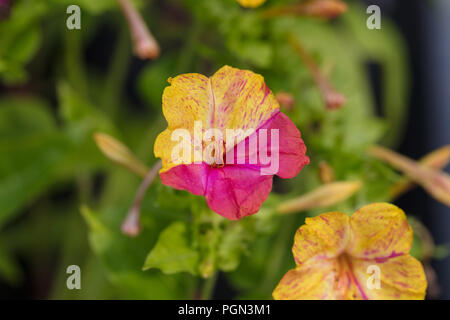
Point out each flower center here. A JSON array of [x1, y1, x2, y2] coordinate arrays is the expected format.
[[335, 253, 366, 300]]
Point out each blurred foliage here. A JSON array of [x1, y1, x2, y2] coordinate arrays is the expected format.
[[0, 0, 438, 299]]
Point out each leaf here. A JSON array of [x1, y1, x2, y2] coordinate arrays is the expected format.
[[81, 206, 192, 299], [0, 97, 56, 141], [0, 132, 73, 226], [0, 243, 23, 285], [143, 222, 199, 275], [138, 55, 177, 109], [0, 1, 46, 84], [58, 81, 115, 134], [0, 98, 74, 226]]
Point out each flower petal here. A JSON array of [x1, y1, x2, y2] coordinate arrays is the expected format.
[[159, 163, 209, 196], [292, 212, 350, 265], [347, 203, 413, 260], [351, 255, 427, 300], [273, 259, 339, 300], [205, 166, 273, 220], [226, 111, 309, 178], [155, 66, 281, 173], [210, 66, 279, 138]]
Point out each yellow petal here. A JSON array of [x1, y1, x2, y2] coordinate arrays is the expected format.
[[154, 66, 280, 173], [273, 258, 339, 300], [209, 66, 279, 134], [347, 203, 413, 260], [277, 181, 362, 214], [292, 212, 350, 265], [236, 0, 266, 9], [351, 255, 427, 300]]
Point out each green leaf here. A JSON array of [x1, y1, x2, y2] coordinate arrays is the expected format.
[[81, 206, 193, 299], [58, 81, 115, 134], [0, 132, 73, 226], [0, 243, 23, 285], [0, 97, 56, 141], [143, 222, 199, 275], [0, 1, 46, 84]]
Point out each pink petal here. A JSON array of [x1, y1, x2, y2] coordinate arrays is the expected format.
[[226, 111, 309, 178], [159, 163, 209, 196], [205, 166, 273, 220]]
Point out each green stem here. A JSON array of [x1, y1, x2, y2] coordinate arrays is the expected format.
[[259, 215, 297, 295], [64, 30, 89, 98], [201, 271, 218, 300], [101, 26, 131, 116]]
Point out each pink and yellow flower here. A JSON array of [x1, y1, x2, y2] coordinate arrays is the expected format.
[[273, 203, 427, 300], [154, 66, 309, 220]]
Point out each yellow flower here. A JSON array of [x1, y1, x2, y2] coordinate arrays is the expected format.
[[237, 0, 266, 9], [273, 203, 427, 300]]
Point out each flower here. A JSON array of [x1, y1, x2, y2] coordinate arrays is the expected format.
[[154, 66, 309, 220], [236, 0, 266, 8], [273, 203, 427, 300]]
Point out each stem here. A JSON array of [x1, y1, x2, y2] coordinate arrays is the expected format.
[[201, 272, 218, 300], [289, 34, 346, 110], [64, 30, 89, 97], [259, 215, 297, 294], [121, 160, 162, 237], [101, 26, 130, 116]]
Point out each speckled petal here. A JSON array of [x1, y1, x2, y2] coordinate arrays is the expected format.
[[273, 258, 339, 300], [155, 66, 281, 173], [210, 66, 279, 140], [292, 212, 350, 265], [351, 255, 427, 300], [347, 203, 413, 260]]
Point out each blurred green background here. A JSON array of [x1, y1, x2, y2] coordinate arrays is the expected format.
[[0, 0, 449, 299]]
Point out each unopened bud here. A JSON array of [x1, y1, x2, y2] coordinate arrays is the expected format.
[[277, 181, 362, 214], [94, 132, 149, 178], [118, 0, 160, 60], [390, 145, 450, 198], [318, 161, 335, 184], [276, 91, 295, 111], [370, 145, 450, 207], [298, 0, 348, 19], [261, 0, 347, 20]]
